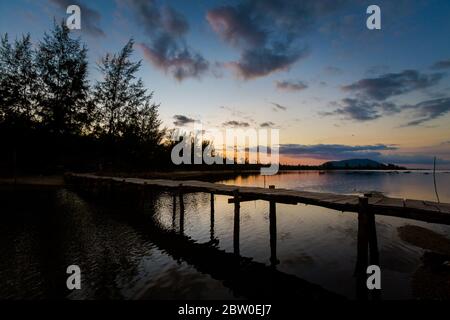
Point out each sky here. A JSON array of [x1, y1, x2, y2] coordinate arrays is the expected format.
[[1, 0, 450, 168]]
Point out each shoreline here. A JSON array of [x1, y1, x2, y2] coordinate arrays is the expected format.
[[0, 175, 65, 187], [1, 168, 449, 187]]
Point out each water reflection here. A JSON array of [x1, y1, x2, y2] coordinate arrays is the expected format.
[[210, 193, 217, 244], [269, 199, 279, 267], [1, 173, 450, 299], [233, 193, 240, 256], [354, 208, 380, 300]]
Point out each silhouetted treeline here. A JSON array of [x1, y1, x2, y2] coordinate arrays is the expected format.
[[0, 23, 170, 175]]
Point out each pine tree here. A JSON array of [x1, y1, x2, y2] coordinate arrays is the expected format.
[[35, 22, 90, 136], [94, 39, 163, 164], [0, 33, 37, 129], [0, 33, 39, 177]]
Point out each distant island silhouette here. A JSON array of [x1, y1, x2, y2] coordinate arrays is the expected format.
[[320, 158, 406, 170], [276, 158, 406, 171]]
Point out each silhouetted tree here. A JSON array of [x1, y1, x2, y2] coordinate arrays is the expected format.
[[0, 26, 169, 174], [35, 22, 90, 136], [0, 34, 37, 128], [94, 39, 163, 167], [0, 34, 38, 176]]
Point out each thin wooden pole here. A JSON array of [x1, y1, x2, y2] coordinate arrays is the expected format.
[[179, 184, 185, 234], [355, 196, 369, 300], [367, 209, 381, 301], [210, 193, 215, 241], [172, 193, 177, 229], [233, 189, 240, 256], [434, 156, 440, 203], [367, 212, 379, 265], [269, 185, 278, 267]]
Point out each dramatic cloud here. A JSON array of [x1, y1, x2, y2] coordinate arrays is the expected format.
[[321, 98, 400, 121], [275, 80, 308, 92], [322, 96, 450, 126], [124, 0, 209, 81], [431, 59, 450, 70], [206, 0, 350, 79], [260, 121, 275, 128], [48, 0, 105, 37], [323, 68, 449, 125], [342, 70, 444, 101], [121, 0, 189, 37], [206, 5, 266, 48], [223, 120, 250, 128], [139, 41, 209, 81], [173, 115, 197, 126], [272, 103, 287, 112], [226, 47, 309, 79], [159, 6, 189, 36], [402, 97, 450, 126]]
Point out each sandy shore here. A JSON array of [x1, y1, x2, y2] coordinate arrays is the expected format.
[[398, 225, 450, 299], [97, 170, 260, 181], [0, 170, 250, 187], [0, 175, 65, 186]]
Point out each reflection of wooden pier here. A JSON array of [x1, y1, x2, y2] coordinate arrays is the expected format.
[[136, 207, 343, 299], [66, 173, 450, 300]]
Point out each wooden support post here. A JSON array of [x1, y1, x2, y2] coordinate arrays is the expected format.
[[172, 193, 177, 229], [233, 189, 240, 256], [367, 212, 379, 265], [210, 193, 215, 241], [367, 205, 380, 301], [355, 196, 369, 300], [179, 184, 185, 234], [269, 185, 279, 266]]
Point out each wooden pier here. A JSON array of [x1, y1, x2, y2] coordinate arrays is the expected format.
[[66, 173, 450, 225]]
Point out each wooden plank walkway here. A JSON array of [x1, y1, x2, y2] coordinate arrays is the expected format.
[[66, 173, 450, 225]]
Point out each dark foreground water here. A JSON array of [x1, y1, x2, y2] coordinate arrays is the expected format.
[[1, 171, 450, 300]]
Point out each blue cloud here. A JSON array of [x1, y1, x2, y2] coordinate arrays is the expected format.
[[124, 0, 209, 81], [207, 0, 351, 79], [342, 70, 444, 101]]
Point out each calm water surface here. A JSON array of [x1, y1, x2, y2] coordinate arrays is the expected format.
[[1, 171, 449, 299]]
